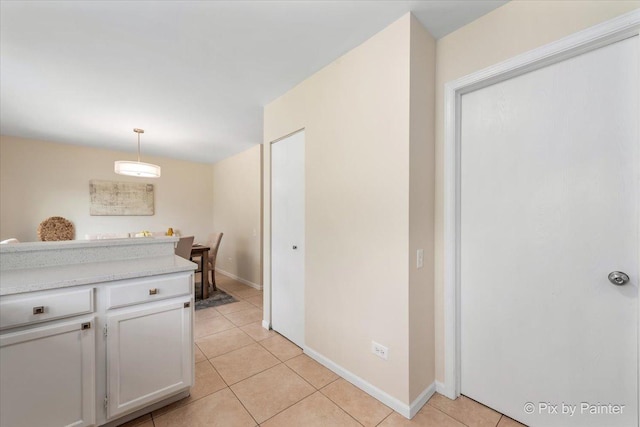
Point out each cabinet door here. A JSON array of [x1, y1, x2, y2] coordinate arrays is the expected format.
[[107, 297, 193, 419], [0, 317, 96, 427]]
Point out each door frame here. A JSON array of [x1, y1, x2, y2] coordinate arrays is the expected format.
[[442, 9, 640, 400]]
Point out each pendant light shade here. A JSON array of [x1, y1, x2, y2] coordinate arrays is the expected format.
[[114, 128, 161, 178], [114, 160, 161, 177]]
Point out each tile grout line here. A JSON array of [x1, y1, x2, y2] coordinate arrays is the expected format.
[[250, 386, 319, 426], [197, 304, 282, 387], [280, 360, 321, 392], [280, 357, 345, 405], [223, 314, 265, 328], [193, 324, 237, 341], [253, 334, 300, 363], [221, 358, 284, 388], [460, 394, 503, 427], [203, 340, 256, 360], [375, 411, 393, 426], [432, 404, 472, 427], [318, 386, 366, 427], [225, 360, 311, 425], [226, 382, 261, 426], [151, 361, 232, 422], [222, 361, 316, 425], [426, 398, 473, 427], [317, 381, 382, 427]]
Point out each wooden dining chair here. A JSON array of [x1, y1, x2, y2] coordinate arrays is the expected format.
[[175, 236, 194, 260]]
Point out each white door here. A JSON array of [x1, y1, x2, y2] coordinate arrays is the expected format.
[[271, 130, 305, 347], [0, 317, 96, 427], [107, 298, 192, 419], [460, 36, 638, 427]]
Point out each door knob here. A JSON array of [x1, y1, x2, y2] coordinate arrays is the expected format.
[[608, 271, 630, 286]]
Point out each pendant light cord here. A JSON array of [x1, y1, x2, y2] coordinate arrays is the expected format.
[[132, 128, 145, 162]]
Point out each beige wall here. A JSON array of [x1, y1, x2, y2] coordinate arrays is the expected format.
[[212, 145, 262, 287], [0, 135, 214, 243], [264, 13, 435, 408], [408, 15, 436, 402], [433, 0, 640, 382]]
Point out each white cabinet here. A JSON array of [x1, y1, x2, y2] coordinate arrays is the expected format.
[[0, 317, 96, 427], [0, 272, 194, 427], [0, 237, 196, 426], [106, 296, 193, 419]]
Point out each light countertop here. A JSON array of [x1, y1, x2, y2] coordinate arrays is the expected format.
[[0, 255, 196, 296], [0, 237, 196, 296]]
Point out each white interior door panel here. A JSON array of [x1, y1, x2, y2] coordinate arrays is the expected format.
[[460, 36, 638, 427]]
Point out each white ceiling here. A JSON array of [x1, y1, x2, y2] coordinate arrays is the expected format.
[[0, 0, 506, 164]]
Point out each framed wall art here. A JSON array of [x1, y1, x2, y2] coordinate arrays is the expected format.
[[89, 180, 154, 216]]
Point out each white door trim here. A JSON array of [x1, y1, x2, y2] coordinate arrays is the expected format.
[[442, 9, 640, 400]]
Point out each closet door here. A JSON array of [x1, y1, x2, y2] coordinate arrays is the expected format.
[[271, 130, 305, 347]]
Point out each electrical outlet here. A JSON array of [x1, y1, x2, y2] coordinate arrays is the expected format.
[[417, 249, 424, 269], [372, 341, 389, 360]]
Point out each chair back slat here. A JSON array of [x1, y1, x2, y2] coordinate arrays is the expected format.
[[175, 236, 195, 260]]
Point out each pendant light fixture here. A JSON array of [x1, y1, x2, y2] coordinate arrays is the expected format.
[[114, 128, 161, 178]]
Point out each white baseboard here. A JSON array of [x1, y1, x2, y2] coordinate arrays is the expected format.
[[409, 382, 436, 418], [215, 268, 262, 290], [305, 346, 433, 419], [262, 319, 271, 330], [435, 380, 456, 400]]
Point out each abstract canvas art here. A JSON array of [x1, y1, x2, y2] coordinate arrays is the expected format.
[[89, 180, 154, 216]]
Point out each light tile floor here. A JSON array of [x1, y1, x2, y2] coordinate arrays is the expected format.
[[120, 273, 527, 427]]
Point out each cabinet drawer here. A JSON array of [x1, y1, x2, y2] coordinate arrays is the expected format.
[[0, 288, 94, 330], [107, 274, 191, 309]]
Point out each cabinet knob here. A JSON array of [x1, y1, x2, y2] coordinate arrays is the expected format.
[[149, 288, 159, 295], [33, 306, 45, 315]]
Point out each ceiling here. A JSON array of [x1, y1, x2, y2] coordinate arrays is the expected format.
[[0, 1, 507, 164]]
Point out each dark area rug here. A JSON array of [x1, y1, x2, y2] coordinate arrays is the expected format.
[[195, 287, 236, 310]]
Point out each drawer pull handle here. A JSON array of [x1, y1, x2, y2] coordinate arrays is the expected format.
[[184, 302, 191, 308], [81, 322, 91, 330], [33, 306, 45, 315], [149, 288, 158, 295]]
